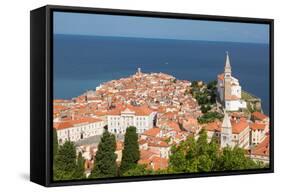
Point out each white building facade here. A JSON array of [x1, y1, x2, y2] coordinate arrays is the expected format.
[[54, 118, 105, 144], [217, 52, 247, 111], [218, 112, 250, 149], [250, 123, 267, 145], [107, 105, 156, 134]]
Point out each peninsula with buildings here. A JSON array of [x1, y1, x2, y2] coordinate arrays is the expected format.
[[53, 53, 270, 180]]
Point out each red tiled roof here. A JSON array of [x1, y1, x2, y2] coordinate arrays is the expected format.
[[150, 156, 168, 170], [150, 141, 169, 147], [162, 112, 177, 119], [250, 123, 266, 131], [107, 104, 153, 116], [53, 99, 71, 103], [252, 111, 268, 121], [251, 136, 269, 156], [138, 155, 168, 170], [204, 121, 221, 132], [166, 121, 181, 132], [53, 122, 73, 130], [140, 149, 156, 160], [53, 117, 103, 130], [53, 105, 68, 113], [143, 128, 161, 137], [232, 120, 249, 134]]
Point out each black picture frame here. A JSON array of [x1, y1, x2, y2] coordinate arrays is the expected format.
[[30, 5, 274, 187]]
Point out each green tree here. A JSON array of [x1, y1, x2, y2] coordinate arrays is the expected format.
[[207, 137, 220, 169], [197, 112, 224, 124], [196, 129, 208, 155], [52, 129, 59, 180], [123, 164, 153, 176], [169, 130, 264, 174], [73, 152, 85, 179], [53, 129, 58, 157], [207, 80, 217, 90], [53, 141, 77, 180], [201, 104, 211, 113], [90, 130, 117, 178], [169, 141, 189, 173], [169, 130, 218, 173], [216, 146, 259, 171], [207, 80, 217, 103], [197, 154, 212, 172], [120, 126, 140, 175], [191, 81, 197, 87], [192, 130, 213, 172]]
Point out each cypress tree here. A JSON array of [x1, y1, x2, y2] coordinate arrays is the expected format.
[[120, 126, 140, 175], [70, 152, 85, 179], [53, 141, 77, 180], [90, 130, 117, 178], [53, 129, 58, 157], [73, 152, 85, 179]]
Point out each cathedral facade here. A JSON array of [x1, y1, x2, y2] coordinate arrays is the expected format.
[[217, 52, 247, 111]]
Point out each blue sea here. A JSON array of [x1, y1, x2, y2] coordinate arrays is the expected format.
[[53, 34, 270, 114]]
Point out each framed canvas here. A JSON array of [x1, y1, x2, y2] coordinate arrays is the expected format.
[[30, 5, 274, 187]]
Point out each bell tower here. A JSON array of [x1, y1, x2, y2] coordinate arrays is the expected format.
[[220, 111, 232, 148], [224, 51, 232, 103]]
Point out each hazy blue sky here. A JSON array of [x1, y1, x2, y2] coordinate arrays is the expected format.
[[54, 11, 269, 44]]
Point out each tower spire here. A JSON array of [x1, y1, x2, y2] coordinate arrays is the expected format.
[[220, 110, 232, 148], [224, 51, 231, 74], [222, 110, 231, 128], [223, 51, 232, 103]]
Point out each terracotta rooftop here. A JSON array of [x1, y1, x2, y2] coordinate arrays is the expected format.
[[204, 121, 221, 132], [53, 99, 71, 103], [53, 117, 103, 130], [166, 121, 181, 132], [250, 123, 266, 131], [252, 111, 268, 121], [53, 105, 68, 111], [150, 156, 168, 170], [231, 119, 249, 134], [107, 104, 153, 116], [140, 149, 156, 160], [251, 136, 269, 156], [142, 128, 161, 137]]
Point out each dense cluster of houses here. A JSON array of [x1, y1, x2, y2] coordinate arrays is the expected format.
[[53, 54, 270, 173]]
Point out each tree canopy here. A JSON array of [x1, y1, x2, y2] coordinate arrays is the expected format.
[[73, 152, 86, 179], [53, 129, 58, 157], [53, 141, 77, 180], [90, 130, 117, 178], [191, 80, 218, 114], [123, 164, 153, 176], [169, 129, 264, 173], [119, 126, 140, 175], [198, 111, 224, 124]]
